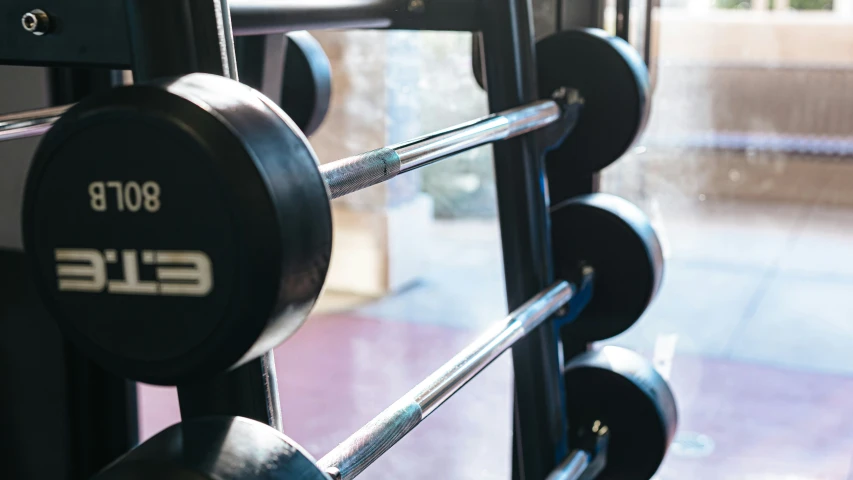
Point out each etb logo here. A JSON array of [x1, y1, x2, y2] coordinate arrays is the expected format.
[[54, 249, 213, 297]]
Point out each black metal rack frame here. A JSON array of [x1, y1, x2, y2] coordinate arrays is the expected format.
[[0, 0, 610, 478]]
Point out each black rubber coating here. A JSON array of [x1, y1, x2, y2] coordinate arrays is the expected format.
[[282, 32, 332, 137], [552, 193, 663, 341], [22, 73, 332, 385], [93, 416, 331, 480], [538, 28, 650, 175], [564, 346, 678, 480]]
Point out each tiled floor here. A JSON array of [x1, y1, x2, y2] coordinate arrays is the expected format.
[[138, 197, 853, 479]]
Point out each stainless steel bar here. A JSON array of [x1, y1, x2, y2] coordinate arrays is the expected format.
[[219, 0, 240, 80], [545, 450, 591, 480], [317, 280, 576, 480], [230, 0, 395, 35], [221, 0, 283, 432], [395, 100, 560, 170], [0, 105, 70, 142], [319, 99, 561, 199], [4, 100, 560, 177], [260, 350, 283, 432], [229, 0, 480, 34]]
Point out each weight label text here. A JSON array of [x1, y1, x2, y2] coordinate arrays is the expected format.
[[54, 249, 212, 297]]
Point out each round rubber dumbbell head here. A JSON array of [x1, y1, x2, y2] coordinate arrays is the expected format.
[[94, 416, 331, 480], [23, 73, 332, 385], [564, 346, 678, 480], [551, 193, 663, 341], [281, 32, 332, 137], [537, 28, 650, 175]]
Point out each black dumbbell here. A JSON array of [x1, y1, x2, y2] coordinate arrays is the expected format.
[[237, 31, 332, 137], [558, 346, 678, 480], [92, 416, 330, 480], [92, 347, 676, 480], [551, 193, 663, 341], [474, 28, 649, 173], [23, 74, 332, 385], [280, 31, 332, 137], [538, 28, 650, 175]]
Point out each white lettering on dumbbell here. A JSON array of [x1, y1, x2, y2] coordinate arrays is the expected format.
[[106, 250, 158, 295], [88, 181, 161, 213], [153, 251, 213, 296], [55, 249, 106, 292], [54, 249, 212, 297]]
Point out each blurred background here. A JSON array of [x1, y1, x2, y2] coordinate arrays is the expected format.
[[2, 0, 851, 477]]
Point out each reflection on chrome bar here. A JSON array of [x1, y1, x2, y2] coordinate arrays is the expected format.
[[0, 105, 70, 142]]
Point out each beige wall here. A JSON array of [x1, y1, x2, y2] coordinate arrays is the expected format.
[[654, 10, 853, 65], [309, 32, 434, 298], [645, 9, 853, 140], [605, 9, 853, 207]]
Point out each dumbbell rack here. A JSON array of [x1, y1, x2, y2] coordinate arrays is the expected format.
[[0, 1, 602, 479]]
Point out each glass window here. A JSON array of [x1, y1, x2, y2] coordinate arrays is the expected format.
[[604, 0, 853, 477]]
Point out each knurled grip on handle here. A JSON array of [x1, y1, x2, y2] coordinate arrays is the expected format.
[[318, 398, 422, 480], [320, 147, 401, 199]]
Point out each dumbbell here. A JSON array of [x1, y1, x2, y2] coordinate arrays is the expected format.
[[538, 28, 650, 175], [474, 28, 649, 174], [280, 31, 332, 137], [552, 193, 663, 341], [93, 351, 676, 480], [93, 255, 673, 480], [557, 346, 678, 480], [20, 30, 650, 385], [237, 31, 332, 137], [92, 416, 329, 480]]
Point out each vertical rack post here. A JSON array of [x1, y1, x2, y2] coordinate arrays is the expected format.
[[124, 0, 282, 429], [546, 0, 603, 368], [616, 0, 631, 42], [481, 0, 569, 478], [49, 67, 140, 479]]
